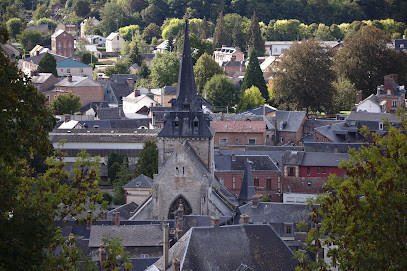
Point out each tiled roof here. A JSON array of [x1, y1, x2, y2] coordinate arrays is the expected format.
[[212, 121, 265, 133], [123, 174, 152, 189], [96, 107, 124, 120], [239, 104, 278, 116], [274, 110, 307, 132], [31, 73, 57, 84], [347, 111, 400, 123], [88, 224, 162, 247], [55, 76, 100, 87], [57, 59, 91, 68], [282, 151, 349, 167], [23, 52, 67, 65], [106, 202, 138, 221]]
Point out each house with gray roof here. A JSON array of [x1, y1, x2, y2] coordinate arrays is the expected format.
[[123, 174, 152, 205], [272, 110, 307, 145], [31, 73, 60, 93], [99, 74, 138, 106], [148, 223, 298, 271]]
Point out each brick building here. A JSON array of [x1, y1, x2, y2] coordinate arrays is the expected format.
[[212, 120, 267, 147], [51, 29, 74, 58]]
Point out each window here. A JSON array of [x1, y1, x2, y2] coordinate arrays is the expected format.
[[254, 178, 259, 187], [67, 69, 70, 73], [278, 177, 281, 191], [46, 95, 50, 101], [141, 254, 149, 258], [232, 177, 235, 189], [379, 122, 384, 130], [58, 43, 62, 49], [392, 100, 397, 108], [266, 178, 272, 189], [219, 138, 227, 144], [281, 137, 284, 143], [307, 166, 311, 176], [117, 36, 120, 40], [284, 224, 293, 234], [317, 167, 321, 174], [401, 44, 405, 48], [287, 166, 295, 176], [248, 138, 256, 144], [322, 167, 326, 174], [235, 138, 239, 143]]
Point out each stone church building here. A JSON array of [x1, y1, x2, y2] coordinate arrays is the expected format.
[[130, 22, 238, 220]]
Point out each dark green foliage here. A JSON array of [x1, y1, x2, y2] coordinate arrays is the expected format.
[[232, 17, 244, 49], [213, 12, 230, 48], [108, 162, 121, 183], [297, 111, 407, 270], [189, 33, 214, 64], [138, 62, 150, 78], [101, 235, 133, 270], [194, 52, 224, 92], [38, 53, 58, 77], [333, 26, 407, 98], [204, 74, 238, 110], [6, 18, 24, 39], [142, 23, 160, 44], [79, 51, 98, 65], [73, 0, 91, 18], [273, 39, 335, 112], [134, 138, 158, 179], [107, 153, 128, 183], [199, 16, 209, 39], [105, 60, 130, 77], [141, 4, 165, 26], [102, 192, 112, 204], [166, 35, 174, 52], [113, 157, 132, 205], [248, 12, 265, 55], [240, 49, 268, 101], [18, 30, 51, 51], [127, 42, 143, 66], [50, 93, 82, 115], [33, 4, 49, 21]]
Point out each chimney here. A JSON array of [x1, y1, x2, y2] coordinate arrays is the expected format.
[[163, 221, 170, 270], [86, 210, 92, 227], [210, 216, 220, 227], [251, 194, 261, 207], [263, 104, 266, 115], [355, 90, 363, 104], [384, 74, 397, 94], [112, 211, 120, 226], [231, 153, 236, 162], [148, 87, 151, 93], [67, 73, 72, 83], [240, 214, 249, 224], [173, 258, 181, 271], [127, 78, 134, 88], [134, 87, 140, 97]]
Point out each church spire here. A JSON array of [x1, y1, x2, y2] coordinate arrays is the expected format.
[[238, 159, 257, 204], [173, 19, 202, 112]]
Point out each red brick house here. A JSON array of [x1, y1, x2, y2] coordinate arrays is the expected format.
[[212, 120, 267, 147], [51, 29, 74, 58], [281, 151, 348, 194], [215, 153, 282, 202]]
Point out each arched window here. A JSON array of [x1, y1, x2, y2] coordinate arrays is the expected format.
[[168, 195, 192, 219]]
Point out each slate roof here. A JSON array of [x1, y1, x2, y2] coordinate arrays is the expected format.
[[57, 58, 91, 68], [51, 29, 66, 38], [27, 24, 49, 31], [215, 149, 286, 170], [56, 76, 101, 87], [282, 151, 349, 167], [314, 122, 356, 143], [106, 32, 120, 40], [123, 174, 152, 189], [80, 101, 109, 113], [238, 202, 311, 224], [347, 111, 400, 123], [162, 86, 177, 95], [96, 107, 124, 120], [211, 113, 263, 121], [152, 224, 298, 271], [110, 74, 139, 83], [356, 94, 382, 108], [131, 258, 161, 271], [99, 79, 135, 105], [88, 224, 163, 247], [23, 52, 67, 65], [237, 160, 257, 202], [304, 142, 363, 153], [31, 73, 57, 84], [274, 110, 307, 132], [106, 202, 139, 221], [238, 104, 277, 116], [212, 121, 265, 133]]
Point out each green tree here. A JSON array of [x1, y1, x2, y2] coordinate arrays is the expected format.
[[298, 111, 407, 270], [6, 18, 23, 39], [142, 23, 160, 44], [50, 93, 82, 114], [248, 12, 265, 55], [193, 52, 224, 92], [127, 41, 143, 66], [108, 161, 121, 183], [134, 138, 158, 179], [237, 85, 266, 112], [150, 52, 179, 87], [33, 3, 49, 21], [141, 4, 164, 26], [273, 39, 335, 112], [18, 30, 43, 50], [101, 235, 133, 270], [35, 18, 57, 32], [332, 76, 358, 112], [161, 18, 184, 40], [240, 49, 268, 101], [334, 26, 407, 98], [113, 157, 132, 205], [314, 23, 335, 41], [204, 74, 237, 110], [105, 60, 130, 77], [73, 0, 91, 18], [38, 52, 58, 77], [118, 25, 140, 41], [99, 1, 129, 35], [232, 17, 244, 49], [138, 62, 150, 78], [213, 12, 230, 48], [79, 51, 98, 64]]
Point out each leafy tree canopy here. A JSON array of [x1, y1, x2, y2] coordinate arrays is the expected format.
[[240, 49, 268, 101], [73, 0, 91, 18], [194, 52, 224, 92], [237, 85, 266, 112], [38, 52, 58, 76], [150, 52, 179, 87], [134, 138, 158, 179], [119, 25, 140, 41], [6, 18, 24, 39], [50, 93, 82, 115], [332, 76, 358, 112], [248, 12, 265, 55], [273, 39, 335, 112], [204, 74, 238, 111]]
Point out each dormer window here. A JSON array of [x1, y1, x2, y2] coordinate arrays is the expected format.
[[183, 104, 189, 110], [193, 117, 199, 128], [174, 117, 179, 127]]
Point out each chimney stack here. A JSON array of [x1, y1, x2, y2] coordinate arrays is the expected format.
[[163, 221, 170, 270], [173, 258, 181, 271], [112, 211, 120, 226], [127, 78, 134, 88], [240, 214, 249, 224], [67, 73, 72, 83], [134, 87, 140, 97], [355, 90, 363, 104], [210, 216, 220, 227]]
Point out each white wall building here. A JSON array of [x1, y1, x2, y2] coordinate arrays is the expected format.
[[106, 33, 124, 52]]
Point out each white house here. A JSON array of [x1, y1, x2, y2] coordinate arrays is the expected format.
[[85, 35, 106, 46], [265, 41, 295, 56], [106, 33, 124, 53], [122, 92, 158, 115], [356, 94, 383, 113], [80, 17, 100, 38], [84, 45, 103, 59]]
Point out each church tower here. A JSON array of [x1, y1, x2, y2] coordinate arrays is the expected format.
[[157, 21, 214, 175]]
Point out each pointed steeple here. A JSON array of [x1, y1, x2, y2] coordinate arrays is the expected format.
[[173, 20, 202, 112], [238, 159, 257, 204]]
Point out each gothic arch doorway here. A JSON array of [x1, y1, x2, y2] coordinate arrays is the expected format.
[[168, 195, 192, 219]]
